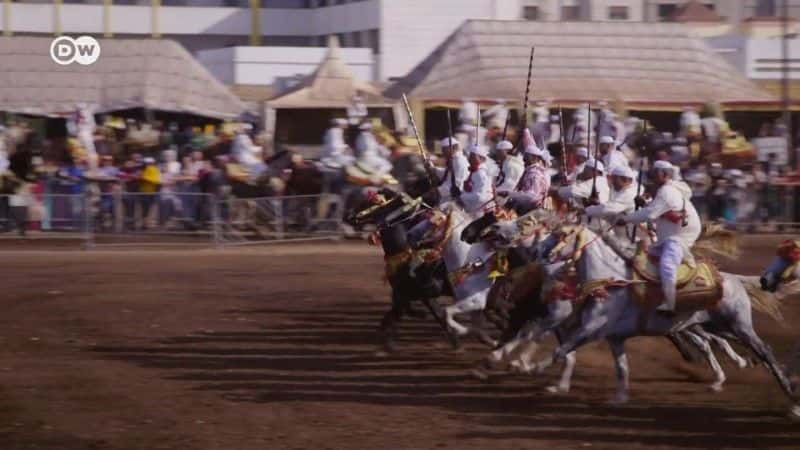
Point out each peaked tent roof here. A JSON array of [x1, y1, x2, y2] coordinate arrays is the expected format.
[[670, 1, 723, 23], [268, 36, 393, 109], [385, 20, 776, 109], [0, 37, 246, 119]]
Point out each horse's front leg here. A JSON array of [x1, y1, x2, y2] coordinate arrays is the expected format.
[[445, 292, 487, 337], [545, 327, 576, 393], [539, 302, 608, 370], [607, 337, 630, 404], [683, 330, 726, 392]]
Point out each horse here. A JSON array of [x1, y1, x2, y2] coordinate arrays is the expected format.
[[346, 191, 457, 353], [538, 224, 795, 411]]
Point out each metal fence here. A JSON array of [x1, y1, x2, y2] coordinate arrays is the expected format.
[[0, 191, 344, 248]]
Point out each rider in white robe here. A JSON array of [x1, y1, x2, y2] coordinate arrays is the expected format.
[[355, 123, 392, 176], [618, 160, 702, 313], [460, 144, 494, 217], [320, 118, 355, 170], [567, 147, 589, 184], [585, 165, 637, 240], [231, 126, 267, 181], [435, 137, 469, 204], [557, 158, 610, 207], [494, 140, 524, 193]]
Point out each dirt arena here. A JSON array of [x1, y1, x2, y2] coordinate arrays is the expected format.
[[1, 236, 799, 450]]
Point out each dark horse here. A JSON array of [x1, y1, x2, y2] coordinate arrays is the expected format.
[[347, 189, 458, 352]]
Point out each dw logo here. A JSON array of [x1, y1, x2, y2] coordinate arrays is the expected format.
[[50, 36, 101, 66]]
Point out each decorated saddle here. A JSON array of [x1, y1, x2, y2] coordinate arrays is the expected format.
[[629, 244, 723, 312]]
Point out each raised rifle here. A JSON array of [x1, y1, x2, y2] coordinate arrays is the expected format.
[[558, 104, 568, 180], [631, 120, 648, 242], [514, 46, 535, 154], [402, 93, 435, 187]]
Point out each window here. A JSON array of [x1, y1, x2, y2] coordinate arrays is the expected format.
[[757, 0, 777, 17], [658, 3, 678, 21], [523, 6, 540, 21], [608, 6, 629, 20], [562, 5, 580, 20]]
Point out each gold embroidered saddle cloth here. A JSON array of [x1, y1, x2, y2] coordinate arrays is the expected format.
[[629, 246, 723, 312]]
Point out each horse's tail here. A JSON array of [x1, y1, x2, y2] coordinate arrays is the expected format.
[[693, 223, 740, 260], [736, 275, 786, 326]]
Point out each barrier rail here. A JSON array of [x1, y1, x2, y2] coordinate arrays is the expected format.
[[0, 191, 344, 248]]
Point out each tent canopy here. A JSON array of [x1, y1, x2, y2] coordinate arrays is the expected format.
[[268, 35, 394, 109], [385, 20, 777, 110], [0, 37, 246, 119]]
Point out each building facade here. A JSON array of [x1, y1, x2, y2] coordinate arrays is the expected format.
[[1, 0, 799, 83]]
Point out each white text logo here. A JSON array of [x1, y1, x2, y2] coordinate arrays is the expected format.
[[50, 36, 101, 66]]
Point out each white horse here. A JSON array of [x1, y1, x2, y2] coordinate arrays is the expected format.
[[539, 225, 796, 411], [476, 212, 758, 394], [435, 204, 497, 341]]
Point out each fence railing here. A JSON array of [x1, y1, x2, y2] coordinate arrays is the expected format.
[[0, 191, 344, 248]]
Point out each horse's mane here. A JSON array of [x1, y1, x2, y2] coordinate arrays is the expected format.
[[693, 223, 740, 260]]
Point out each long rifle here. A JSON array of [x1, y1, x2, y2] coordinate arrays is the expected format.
[[630, 120, 648, 242], [558, 104, 568, 179], [402, 93, 434, 187], [590, 105, 598, 199], [446, 108, 456, 190], [514, 47, 535, 154]]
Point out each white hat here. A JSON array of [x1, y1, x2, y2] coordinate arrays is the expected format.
[[575, 147, 589, 158], [727, 169, 743, 178], [359, 122, 373, 131], [585, 158, 604, 173], [332, 118, 348, 126], [496, 140, 513, 151], [440, 137, 459, 148], [468, 144, 489, 158], [524, 144, 544, 158], [610, 165, 636, 179], [652, 160, 674, 172], [599, 136, 615, 145], [143, 157, 156, 164]]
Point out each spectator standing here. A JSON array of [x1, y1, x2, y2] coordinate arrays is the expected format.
[[138, 157, 161, 230]]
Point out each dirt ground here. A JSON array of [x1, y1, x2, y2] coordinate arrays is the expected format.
[[1, 236, 799, 450]]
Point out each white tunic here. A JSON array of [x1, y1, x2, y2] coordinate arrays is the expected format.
[[602, 150, 629, 173], [461, 166, 494, 216], [495, 155, 524, 192], [321, 127, 354, 169], [625, 180, 701, 251], [355, 131, 392, 175], [436, 152, 469, 203], [585, 183, 637, 238], [557, 176, 611, 205]]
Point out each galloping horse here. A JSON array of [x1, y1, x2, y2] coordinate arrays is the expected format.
[[539, 225, 795, 410]]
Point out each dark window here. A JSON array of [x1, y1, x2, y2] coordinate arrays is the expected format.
[[757, 0, 777, 16], [562, 5, 580, 20], [608, 6, 629, 20], [523, 5, 539, 20], [658, 3, 678, 21]]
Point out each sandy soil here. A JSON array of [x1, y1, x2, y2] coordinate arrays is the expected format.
[[0, 237, 798, 450]]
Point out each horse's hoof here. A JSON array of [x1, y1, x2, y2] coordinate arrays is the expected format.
[[788, 405, 800, 421], [545, 385, 569, 394], [709, 383, 724, 393], [607, 394, 629, 405], [470, 368, 490, 382]]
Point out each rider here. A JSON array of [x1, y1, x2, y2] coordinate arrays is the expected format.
[[436, 136, 469, 203], [599, 135, 628, 175], [459, 144, 494, 217], [617, 160, 702, 314], [585, 165, 637, 239], [566, 146, 589, 184], [320, 118, 355, 169], [355, 122, 393, 177], [499, 143, 550, 214], [494, 140, 524, 194], [557, 158, 610, 207]]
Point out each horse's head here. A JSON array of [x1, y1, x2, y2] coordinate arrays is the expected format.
[[346, 189, 419, 228], [761, 239, 800, 292], [460, 211, 499, 244]]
